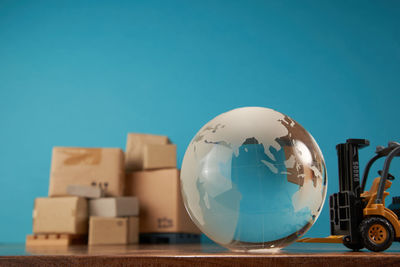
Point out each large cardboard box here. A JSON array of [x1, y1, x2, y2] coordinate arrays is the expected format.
[[125, 133, 170, 171], [89, 197, 139, 217], [125, 169, 200, 234], [89, 217, 128, 245], [33, 197, 88, 234], [143, 144, 177, 170], [49, 147, 125, 197]]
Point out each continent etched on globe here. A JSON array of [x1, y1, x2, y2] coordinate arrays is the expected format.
[[181, 107, 327, 251]]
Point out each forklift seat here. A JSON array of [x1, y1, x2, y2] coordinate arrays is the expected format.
[[361, 177, 392, 205]]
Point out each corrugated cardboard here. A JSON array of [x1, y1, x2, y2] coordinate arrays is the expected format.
[[125, 133, 170, 171], [49, 147, 125, 197], [125, 169, 200, 234], [143, 144, 177, 170], [67, 185, 104, 198], [89, 197, 139, 217], [88, 217, 128, 245], [128, 217, 139, 244], [33, 197, 88, 234]]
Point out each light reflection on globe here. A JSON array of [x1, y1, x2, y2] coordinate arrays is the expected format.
[[181, 107, 327, 252]]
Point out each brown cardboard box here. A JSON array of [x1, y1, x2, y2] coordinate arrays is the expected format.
[[33, 197, 88, 234], [143, 144, 177, 170], [128, 217, 139, 244], [125, 169, 200, 234], [88, 217, 128, 245], [49, 147, 125, 197], [125, 133, 170, 171], [89, 197, 139, 217]]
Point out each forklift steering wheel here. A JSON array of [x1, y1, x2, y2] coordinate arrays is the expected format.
[[378, 170, 395, 180]]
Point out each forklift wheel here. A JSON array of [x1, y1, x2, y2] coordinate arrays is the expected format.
[[342, 235, 364, 251], [360, 217, 394, 252]]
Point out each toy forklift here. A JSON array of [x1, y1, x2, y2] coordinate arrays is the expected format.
[[330, 139, 400, 252]]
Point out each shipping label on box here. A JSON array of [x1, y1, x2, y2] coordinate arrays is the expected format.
[[143, 144, 177, 170], [125, 169, 200, 234], [89, 217, 128, 245], [125, 133, 170, 172], [33, 197, 88, 234], [89, 197, 139, 217], [67, 185, 104, 198], [49, 147, 125, 197]]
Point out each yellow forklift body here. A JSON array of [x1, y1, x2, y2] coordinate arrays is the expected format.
[[361, 177, 400, 238], [363, 204, 400, 238]]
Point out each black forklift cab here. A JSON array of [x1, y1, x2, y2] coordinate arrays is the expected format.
[[361, 141, 400, 204]]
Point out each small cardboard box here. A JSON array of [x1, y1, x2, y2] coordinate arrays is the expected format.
[[125, 169, 200, 234], [49, 147, 125, 197], [89, 197, 139, 217], [33, 197, 88, 234], [128, 217, 139, 244], [88, 217, 128, 245], [125, 133, 170, 171], [143, 144, 177, 170]]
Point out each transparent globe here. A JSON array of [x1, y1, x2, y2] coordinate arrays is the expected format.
[[181, 107, 327, 252]]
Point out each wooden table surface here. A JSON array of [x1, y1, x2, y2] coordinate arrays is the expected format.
[[2, 242, 400, 266]]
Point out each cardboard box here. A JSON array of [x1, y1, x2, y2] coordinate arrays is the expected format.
[[33, 197, 88, 234], [125, 169, 200, 234], [125, 133, 170, 171], [49, 147, 125, 197], [128, 217, 139, 244], [88, 216, 139, 245], [89, 197, 139, 217], [143, 144, 177, 170], [67, 185, 104, 198], [89, 217, 128, 245]]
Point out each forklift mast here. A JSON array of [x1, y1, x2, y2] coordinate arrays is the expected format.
[[329, 139, 369, 243], [336, 139, 369, 195]]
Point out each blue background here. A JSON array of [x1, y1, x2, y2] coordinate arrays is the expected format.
[[1, 0, 400, 243]]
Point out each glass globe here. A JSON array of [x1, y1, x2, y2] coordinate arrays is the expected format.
[[180, 107, 327, 252]]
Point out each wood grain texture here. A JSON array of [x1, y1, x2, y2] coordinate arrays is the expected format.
[[1, 243, 400, 266]]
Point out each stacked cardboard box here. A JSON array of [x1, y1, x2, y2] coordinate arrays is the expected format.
[[88, 197, 139, 245], [49, 147, 125, 197], [26, 147, 139, 246], [26, 132, 200, 246], [124, 133, 201, 243]]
